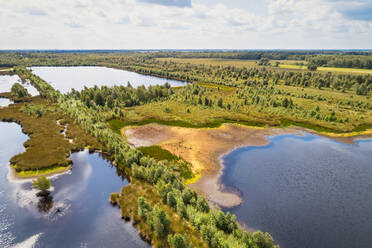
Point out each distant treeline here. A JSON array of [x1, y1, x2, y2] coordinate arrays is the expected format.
[[1, 51, 371, 69], [151, 51, 369, 60], [308, 55, 372, 69]]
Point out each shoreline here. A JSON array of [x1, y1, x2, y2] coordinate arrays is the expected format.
[[124, 123, 372, 208]]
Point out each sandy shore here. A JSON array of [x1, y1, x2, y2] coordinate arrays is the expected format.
[[125, 123, 372, 208], [125, 123, 303, 207]]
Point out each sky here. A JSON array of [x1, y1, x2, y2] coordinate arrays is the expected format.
[[0, 0, 371, 49]]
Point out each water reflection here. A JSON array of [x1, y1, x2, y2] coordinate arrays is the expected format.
[[0, 122, 148, 248], [37, 194, 53, 213], [221, 133, 372, 248]]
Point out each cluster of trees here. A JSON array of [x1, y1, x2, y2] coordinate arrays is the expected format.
[[117, 57, 372, 95], [24, 66, 278, 248], [68, 83, 174, 109], [11, 82, 30, 98], [20, 103, 50, 118], [138, 197, 171, 238], [308, 55, 372, 69], [4, 52, 372, 96]]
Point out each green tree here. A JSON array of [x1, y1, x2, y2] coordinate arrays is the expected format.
[[217, 97, 223, 107], [32, 176, 51, 193], [11, 83, 29, 98], [168, 234, 189, 248], [307, 63, 317, 71]]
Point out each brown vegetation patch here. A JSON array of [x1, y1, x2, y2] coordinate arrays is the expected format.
[[0, 96, 103, 172]]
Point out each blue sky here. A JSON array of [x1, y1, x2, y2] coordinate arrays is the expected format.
[[0, 0, 371, 49]]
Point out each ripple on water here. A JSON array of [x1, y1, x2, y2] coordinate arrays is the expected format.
[[221, 133, 372, 248]]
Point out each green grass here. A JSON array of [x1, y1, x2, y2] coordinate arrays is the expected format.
[[138, 145, 194, 180], [279, 64, 372, 74], [14, 165, 71, 178], [107, 119, 128, 134], [138, 145, 179, 161]]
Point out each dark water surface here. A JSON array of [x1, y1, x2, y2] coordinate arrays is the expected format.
[[221, 133, 372, 248], [0, 122, 148, 248], [30, 66, 187, 93]]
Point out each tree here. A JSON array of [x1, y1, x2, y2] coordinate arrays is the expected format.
[[217, 97, 223, 107], [11, 83, 29, 98], [356, 83, 368, 95], [168, 234, 189, 248], [167, 191, 177, 209], [149, 205, 170, 238], [307, 63, 317, 71], [32, 176, 51, 193]]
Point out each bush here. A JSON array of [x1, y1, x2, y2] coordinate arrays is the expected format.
[[32, 176, 51, 193], [168, 234, 190, 248], [11, 83, 29, 98], [110, 193, 119, 205]]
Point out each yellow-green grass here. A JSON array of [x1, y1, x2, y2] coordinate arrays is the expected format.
[[13, 165, 72, 178], [279, 64, 372, 74], [184, 173, 202, 185], [121, 100, 273, 128], [157, 57, 258, 68], [119, 179, 208, 248], [118, 83, 371, 135], [270, 59, 308, 65]]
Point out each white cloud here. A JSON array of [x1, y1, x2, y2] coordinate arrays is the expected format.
[[0, 0, 370, 49]]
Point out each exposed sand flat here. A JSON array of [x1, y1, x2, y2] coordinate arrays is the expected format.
[[125, 123, 372, 208], [125, 123, 301, 207]]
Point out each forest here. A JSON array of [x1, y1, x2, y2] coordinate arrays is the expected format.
[[1, 51, 371, 247], [11, 65, 278, 248]]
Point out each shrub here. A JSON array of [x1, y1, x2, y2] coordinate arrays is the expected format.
[[11, 82, 30, 98], [32, 176, 51, 193]]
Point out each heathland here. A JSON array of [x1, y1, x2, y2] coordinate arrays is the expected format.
[[0, 50, 371, 248]]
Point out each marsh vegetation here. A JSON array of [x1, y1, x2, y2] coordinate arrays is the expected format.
[[0, 50, 371, 248]]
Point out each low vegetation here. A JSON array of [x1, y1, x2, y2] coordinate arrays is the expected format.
[[2, 50, 371, 247], [18, 65, 279, 247], [32, 176, 51, 193], [0, 96, 103, 175], [11, 82, 30, 98]]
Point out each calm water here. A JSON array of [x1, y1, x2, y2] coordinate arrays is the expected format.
[[221, 133, 372, 248], [0, 98, 13, 107], [0, 122, 148, 248], [30, 66, 187, 93], [0, 75, 39, 96]]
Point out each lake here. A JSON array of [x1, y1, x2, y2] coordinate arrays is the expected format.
[[0, 75, 39, 97], [0, 98, 13, 107], [30, 66, 187, 93], [221, 133, 372, 248], [0, 122, 148, 248]]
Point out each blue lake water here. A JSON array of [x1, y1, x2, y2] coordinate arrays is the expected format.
[[30, 66, 187, 93], [0, 122, 148, 248], [221, 133, 372, 248]]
